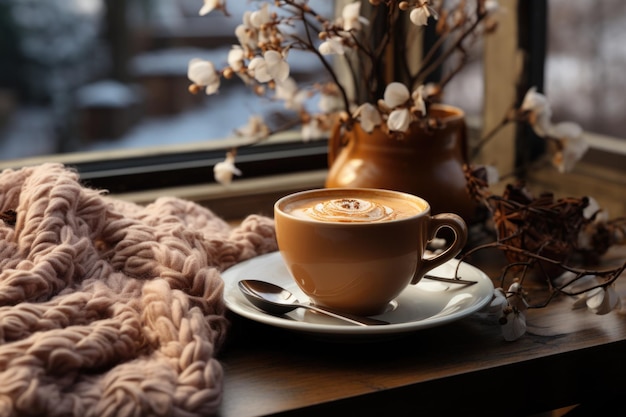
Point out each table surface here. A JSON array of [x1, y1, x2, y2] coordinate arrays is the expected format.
[[216, 246, 626, 417]]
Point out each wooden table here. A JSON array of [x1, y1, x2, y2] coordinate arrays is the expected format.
[[216, 247, 626, 417]]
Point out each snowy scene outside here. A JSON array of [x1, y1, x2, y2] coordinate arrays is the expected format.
[[0, 0, 624, 161]]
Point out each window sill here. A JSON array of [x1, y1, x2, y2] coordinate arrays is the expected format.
[[525, 132, 626, 217], [2, 124, 622, 219]]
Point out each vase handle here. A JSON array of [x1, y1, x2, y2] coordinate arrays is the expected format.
[[327, 121, 344, 166]]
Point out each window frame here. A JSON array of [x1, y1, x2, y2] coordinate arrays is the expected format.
[[0, 133, 328, 194]]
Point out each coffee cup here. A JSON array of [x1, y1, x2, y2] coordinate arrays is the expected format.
[[274, 188, 468, 316]]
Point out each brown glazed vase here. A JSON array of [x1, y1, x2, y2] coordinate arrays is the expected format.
[[325, 104, 478, 224]]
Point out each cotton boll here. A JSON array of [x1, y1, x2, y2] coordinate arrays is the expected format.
[[586, 286, 621, 315]]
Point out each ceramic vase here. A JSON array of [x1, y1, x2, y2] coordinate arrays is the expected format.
[[325, 104, 479, 224]]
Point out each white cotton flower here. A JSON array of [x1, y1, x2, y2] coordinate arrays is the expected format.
[[301, 118, 324, 142], [274, 78, 307, 111], [520, 87, 550, 113], [249, 50, 289, 83], [250, 2, 271, 28], [410, 7, 429, 26], [577, 197, 609, 251], [583, 196, 605, 221], [242, 9, 253, 27], [318, 91, 343, 113], [319, 36, 345, 55], [354, 103, 382, 133], [199, 0, 220, 16], [578, 197, 609, 250], [235, 115, 270, 141], [501, 309, 527, 341], [383, 82, 410, 108], [187, 58, 220, 94], [235, 11, 257, 49], [549, 122, 588, 173], [521, 87, 588, 171], [410, 3, 438, 26], [247, 57, 270, 82], [227, 46, 246, 71], [550, 121, 583, 140], [341, 1, 369, 32], [586, 286, 621, 315], [248, 52, 287, 83], [482, 288, 527, 341], [521, 86, 552, 137], [521, 88, 550, 119], [235, 24, 254, 49], [214, 153, 242, 185], [265, 50, 290, 81], [485, 0, 500, 13], [249, 4, 273, 45], [532, 112, 552, 138], [484, 165, 500, 185], [387, 108, 412, 132], [507, 281, 528, 313]]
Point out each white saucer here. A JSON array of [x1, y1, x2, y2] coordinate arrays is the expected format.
[[222, 251, 494, 336]]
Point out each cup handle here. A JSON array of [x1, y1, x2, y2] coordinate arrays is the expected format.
[[410, 213, 468, 284]]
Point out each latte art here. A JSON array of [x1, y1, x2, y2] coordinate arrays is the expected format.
[[303, 198, 396, 222], [282, 191, 426, 223]]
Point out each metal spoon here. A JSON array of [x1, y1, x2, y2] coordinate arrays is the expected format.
[[237, 280, 389, 326]]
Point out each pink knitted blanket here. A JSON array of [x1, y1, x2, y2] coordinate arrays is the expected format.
[[0, 163, 278, 416]]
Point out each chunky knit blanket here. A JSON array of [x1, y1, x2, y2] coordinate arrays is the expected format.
[[0, 163, 278, 417]]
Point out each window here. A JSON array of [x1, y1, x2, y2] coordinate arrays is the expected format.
[[546, 0, 626, 141], [528, 0, 626, 216], [0, 0, 332, 193], [0, 0, 623, 217]]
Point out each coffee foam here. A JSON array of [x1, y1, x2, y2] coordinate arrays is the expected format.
[[306, 198, 393, 222], [285, 195, 422, 223]]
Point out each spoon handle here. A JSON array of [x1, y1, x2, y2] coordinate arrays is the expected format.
[[296, 303, 388, 326], [423, 274, 478, 286]]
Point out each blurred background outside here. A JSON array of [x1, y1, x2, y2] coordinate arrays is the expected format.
[[0, 0, 623, 161]]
